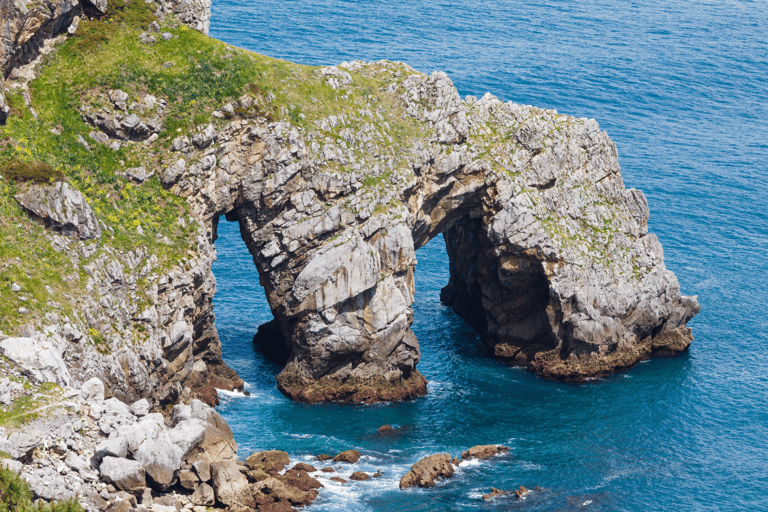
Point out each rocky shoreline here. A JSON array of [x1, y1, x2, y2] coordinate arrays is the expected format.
[[0, 371, 519, 511]]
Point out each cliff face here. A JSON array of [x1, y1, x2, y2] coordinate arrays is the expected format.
[[0, 0, 699, 406], [157, 66, 699, 401]]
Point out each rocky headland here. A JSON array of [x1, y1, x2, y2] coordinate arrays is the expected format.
[[0, 0, 699, 508]]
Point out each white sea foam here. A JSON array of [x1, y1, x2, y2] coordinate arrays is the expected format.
[[216, 388, 254, 398]]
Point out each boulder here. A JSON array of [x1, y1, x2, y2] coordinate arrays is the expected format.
[[81, 377, 105, 401], [64, 452, 90, 473], [0, 459, 23, 473], [0, 431, 40, 461], [482, 487, 512, 500], [108, 89, 129, 110], [461, 445, 510, 461], [99, 456, 146, 491], [332, 449, 361, 463], [349, 471, 370, 481], [515, 485, 530, 498], [210, 460, 249, 508], [193, 460, 211, 482], [0, 337, 71, 386], [15, 182, 101, 240], [191, 124, 217, 149], [95, 436, 129, 462], [191, 482, 215, 506], [246, 450, 290, 474], [130, 398, 150, 417], [172, 400, 238, 465], [291, 462, 316, 472], [250, 476, 320, 507], [162, 158, 187, 187], [399, 453, 454, 490], [111, 413, 183, 490], [329, 477, 347, 484], [278, 469, 323, 492], [178, 468, 200, 490]]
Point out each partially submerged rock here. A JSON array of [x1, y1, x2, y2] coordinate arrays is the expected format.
[[483, 487, 513, 500], [399, 453, 454, 490], [332, 449, 361, 463], [246, 450, 290, 474], [461, 445, 510, 461]]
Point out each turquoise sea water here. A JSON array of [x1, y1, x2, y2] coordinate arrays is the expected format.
[[208, 1, 768, 510]]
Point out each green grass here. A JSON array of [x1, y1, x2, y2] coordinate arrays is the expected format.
[[0, 382, 62, 428]]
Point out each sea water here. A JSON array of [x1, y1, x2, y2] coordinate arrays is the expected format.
[[208, 1, 768, 510]]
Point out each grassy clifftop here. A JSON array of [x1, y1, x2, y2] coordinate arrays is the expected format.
[[0, 1, 425, 336]]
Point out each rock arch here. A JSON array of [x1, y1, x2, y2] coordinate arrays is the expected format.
[[172, 63, 699, 403]]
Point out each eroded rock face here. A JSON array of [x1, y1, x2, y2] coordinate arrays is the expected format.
[[0, 0, 80, 76], [15, 182, 101, 240], [164, 63, 698, 403]]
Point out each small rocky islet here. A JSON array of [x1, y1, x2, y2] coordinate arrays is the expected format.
[[0, 0, 698, 509]]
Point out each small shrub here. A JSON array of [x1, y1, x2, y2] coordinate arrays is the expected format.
[[1, 159, 64, 183], [0, 468, 33, 511]]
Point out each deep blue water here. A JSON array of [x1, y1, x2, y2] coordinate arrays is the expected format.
[[208, 1, 768, 510]]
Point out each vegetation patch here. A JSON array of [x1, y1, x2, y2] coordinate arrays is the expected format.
[[1, 159, 64, 183], [0, 467, 84, 511]]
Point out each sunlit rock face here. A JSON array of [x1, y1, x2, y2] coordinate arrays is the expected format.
[[170, 64, 698, 402]]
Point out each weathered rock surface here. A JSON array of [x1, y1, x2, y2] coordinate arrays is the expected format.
[[332, 449, 361, 464], [1, 0, 697, 421], [399, 453, 454, 489], [0, 337, 72, 385], [0, 430, 42, 461], [461, 445, 510, 461], [246, 450, 290, 474], [132, 62, 697, 403], [15, 182, 101, 240], [99, 456, 146, 491]]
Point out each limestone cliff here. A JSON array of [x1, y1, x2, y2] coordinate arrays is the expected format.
[[0, 0, 699, 408]]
